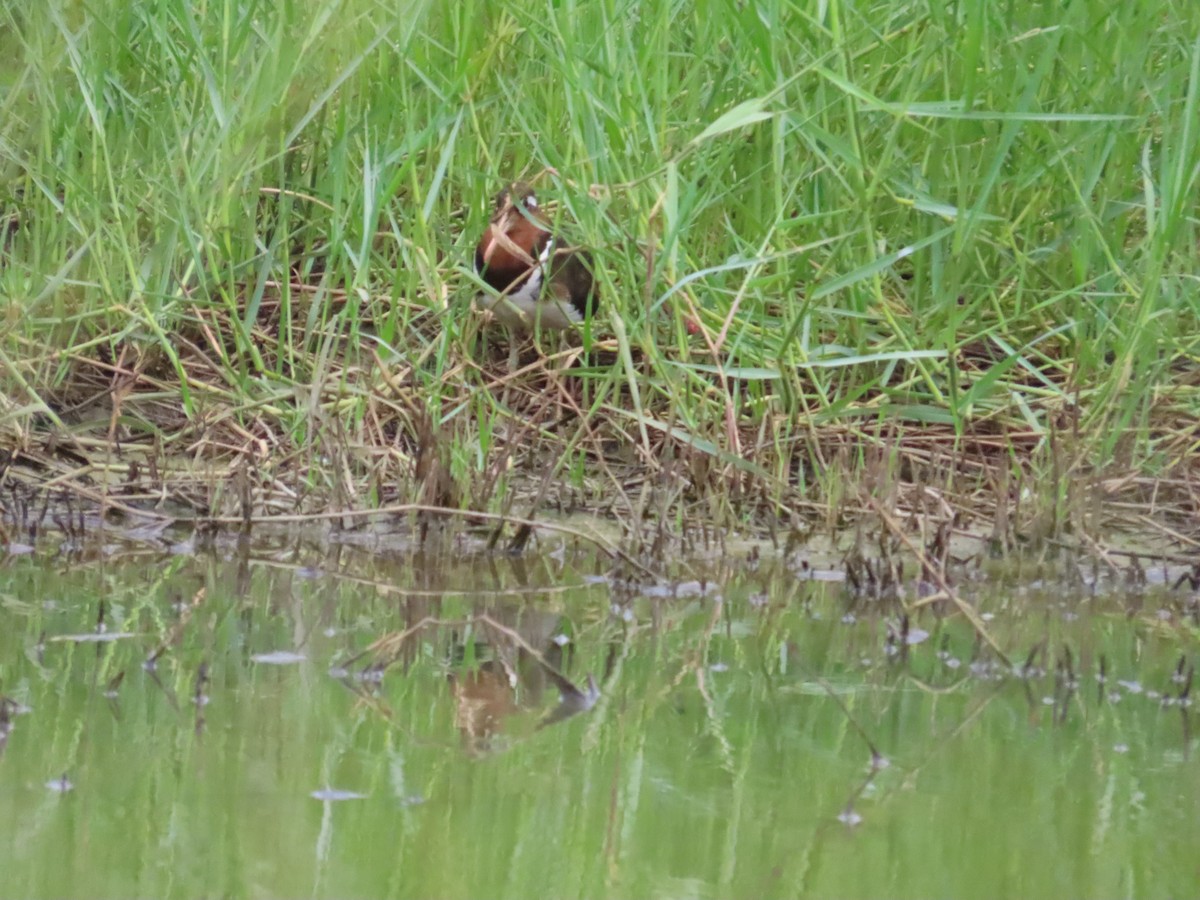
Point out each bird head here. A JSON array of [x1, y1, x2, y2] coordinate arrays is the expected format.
[[490, 182, 543, 234]]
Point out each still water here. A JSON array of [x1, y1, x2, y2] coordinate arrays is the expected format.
[[0, 535, 1196, 898]]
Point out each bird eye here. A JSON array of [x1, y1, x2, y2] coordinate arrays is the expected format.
[[523, 195, 538, 210]]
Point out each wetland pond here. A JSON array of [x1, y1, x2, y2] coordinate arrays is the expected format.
[[0, 531, 1197, 899]]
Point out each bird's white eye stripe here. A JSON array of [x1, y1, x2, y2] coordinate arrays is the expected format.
[[525, 195, 538, 210]]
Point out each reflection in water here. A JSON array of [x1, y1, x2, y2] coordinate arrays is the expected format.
[[449, 662, 518, 750], [0, 695, 16, 756], [447, 608, 598, 753], [2, 543, 1199, 899]]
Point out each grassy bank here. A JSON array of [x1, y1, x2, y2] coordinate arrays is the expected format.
[[1, 0, 1198, 542]]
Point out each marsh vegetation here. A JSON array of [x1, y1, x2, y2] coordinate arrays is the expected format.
[[1, 0, 1198, 549], [1, 2, 1199, 895]]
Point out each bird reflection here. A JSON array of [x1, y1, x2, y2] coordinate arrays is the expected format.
[[447, 609, 598, 754]]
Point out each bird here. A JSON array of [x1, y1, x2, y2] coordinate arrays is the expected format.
[[474, 182, 597, 351]]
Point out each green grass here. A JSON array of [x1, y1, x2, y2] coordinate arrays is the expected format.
[[1, 0, 1199, 534]]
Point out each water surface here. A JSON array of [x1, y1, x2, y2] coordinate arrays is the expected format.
[[0, 537, 1196, 898]]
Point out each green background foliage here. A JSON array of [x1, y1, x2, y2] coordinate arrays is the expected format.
[[2, 0, 1198, 518]]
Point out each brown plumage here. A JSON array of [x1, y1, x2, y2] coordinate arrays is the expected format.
[[474, 182, 597, 332]]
